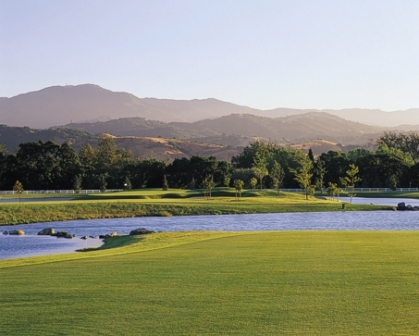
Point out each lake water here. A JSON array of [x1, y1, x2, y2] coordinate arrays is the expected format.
[[2, 197, 419, 260]]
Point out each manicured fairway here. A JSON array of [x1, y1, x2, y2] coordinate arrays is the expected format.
[[1, 231, 419, 335]]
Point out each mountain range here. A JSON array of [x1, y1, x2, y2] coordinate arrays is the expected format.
[[0, 84, 418, 161], [1, 84, 419, 128]]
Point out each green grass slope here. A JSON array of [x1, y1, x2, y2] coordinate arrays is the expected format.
[[1, 231, 419, 335]]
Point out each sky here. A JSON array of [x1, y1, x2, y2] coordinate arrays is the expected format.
[[1, 0, 419, 111]]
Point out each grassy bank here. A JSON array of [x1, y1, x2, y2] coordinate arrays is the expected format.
[[2, 231, 419, 335], [0, 189, 390, 225]]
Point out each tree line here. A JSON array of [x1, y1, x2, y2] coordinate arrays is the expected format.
[[0, 132, 419, 192]]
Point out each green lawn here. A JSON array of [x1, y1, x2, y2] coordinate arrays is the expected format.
[[1, 231, 419, 335]]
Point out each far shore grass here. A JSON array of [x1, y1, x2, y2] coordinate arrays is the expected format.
[[2, 231, 419, 335], [0, 188, 391, 225]]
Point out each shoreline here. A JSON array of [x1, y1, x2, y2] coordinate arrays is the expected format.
[[0, 200, 392, 226]]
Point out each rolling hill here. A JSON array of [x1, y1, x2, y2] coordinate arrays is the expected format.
[[0, 125, 97, 152], [0, 125, 241, 161], [62, 112, 383, 144]]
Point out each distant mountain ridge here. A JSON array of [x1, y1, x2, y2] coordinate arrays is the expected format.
[[1, 84, 419, 128], [60, 112, 383, 145]]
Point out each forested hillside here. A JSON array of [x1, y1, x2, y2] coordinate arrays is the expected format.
[[1, 132, 419, 193]]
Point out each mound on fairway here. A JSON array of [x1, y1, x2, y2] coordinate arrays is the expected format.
[[1, 231, 418, 335]]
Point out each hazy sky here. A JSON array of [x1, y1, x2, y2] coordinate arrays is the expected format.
[[1, 0, 419, 110]]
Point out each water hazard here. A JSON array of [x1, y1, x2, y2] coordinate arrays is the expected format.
[[2, 197, 419, 260]]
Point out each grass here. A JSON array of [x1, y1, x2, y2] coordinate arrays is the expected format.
[[2, 231, 419, 335], [0, 188, 390, 225]]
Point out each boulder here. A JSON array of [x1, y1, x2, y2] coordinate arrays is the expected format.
[[51, 231, 69, 238], [406, 205, 413, 211], [397, 202, 406, 210], [130, 228, 155, 235], [105, 232, 118, 238], [52, 231, 75, 238], [9, 229, 25, 235], [37, 228, 56, 236], [3, 231, 8, 235], [81, 236, 88, 240]]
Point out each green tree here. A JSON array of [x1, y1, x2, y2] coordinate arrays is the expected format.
[[233, 179, 244, 200], [202, 175, 216, 199], [73, 174, 83, 193], [162, 174, 169, 191], [314, 158, 327, 194], [269, 161, 285, 193], [92, 173, 108, 192], [318, 151, 350, 187], [327, 182, 339, 201], [231, 141, 277, 168], [252, 155, 268, 189], [249, 177, 258, 189], [308, 148, 315, 162], [340, 164, 361, 203], [379, 131, 419, 161], [290, 155, 313, 200], [13, 180, 24, 202]]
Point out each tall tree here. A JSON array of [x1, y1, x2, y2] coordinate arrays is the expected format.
[[290, 154, 313, 200], [314, 158, 327, 194], [308, 148, 315, 162], [340, 164, 362, 203], [269, 161, 285, 192], [252, 154, 268, 189], [202, 175, 216, 199], [233, 179, 244, 200], [318, 151, 351, 187], [13, 180, 24, 202]]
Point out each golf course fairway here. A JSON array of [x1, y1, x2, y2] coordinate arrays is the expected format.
[[1, 231, 419, 335]]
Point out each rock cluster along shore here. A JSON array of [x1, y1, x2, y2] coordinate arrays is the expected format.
[[3, 227, 155, 238], [3, 229, 25, 235], [397, 202, 419, 211]]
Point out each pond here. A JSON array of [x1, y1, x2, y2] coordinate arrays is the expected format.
[[2, 197, 419, 260]]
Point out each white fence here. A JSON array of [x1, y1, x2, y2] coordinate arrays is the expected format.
[[0, 189, 123, 195], [0, 188, 417, 195]]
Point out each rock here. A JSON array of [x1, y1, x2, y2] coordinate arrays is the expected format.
[[9, 229, 25, 235], [406, 205, 413, 211], [52, 231, 75, 238], [99, 235, 106, 239], [52, 231, 69, 237], [130, 228, 155, 235], [81, 236, 88, 240], [397, 202, 406, 210], [89, 235, 97, 239], [3, 231, 8, 235], [37, 228, 56, 235], [105, 232, 118, 238]]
